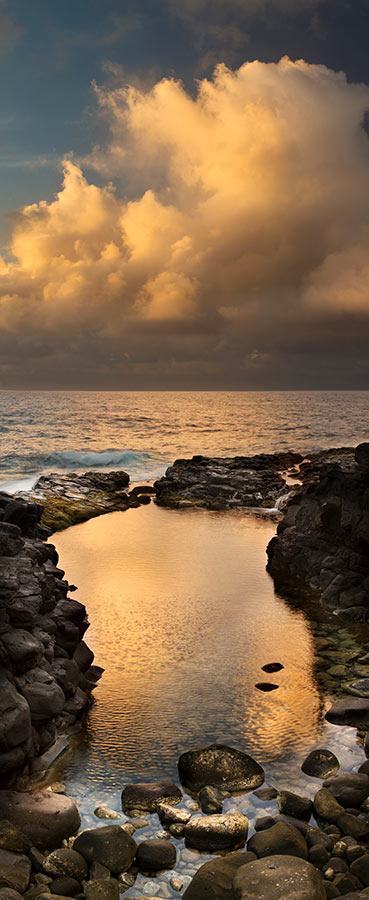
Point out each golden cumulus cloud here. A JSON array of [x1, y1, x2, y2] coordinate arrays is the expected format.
[[0, 57, 369, 386]]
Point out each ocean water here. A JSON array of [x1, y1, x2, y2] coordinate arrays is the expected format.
[[0, 389, 369, 491]]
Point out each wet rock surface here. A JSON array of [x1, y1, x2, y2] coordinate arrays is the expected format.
[[154, 452, 302, 510], [233, 854, 327, 899], [178, 743, 264, 793], [0, 495, 99, 783], [19, 471, 134, 532], [267, 443, 369, 615]]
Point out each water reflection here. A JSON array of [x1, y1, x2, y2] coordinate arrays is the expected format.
[[51, 504, 330, 798]]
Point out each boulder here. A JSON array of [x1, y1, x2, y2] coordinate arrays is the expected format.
[[313, 789, 344, 823], [233, 854, 327, 899], [301, 749, 340, 779], [178, 744, 264, 793], [323, 774, 369, 808], [135, 839, 176, 872], [0, 820, 31, 853], [156, 803, 191, 828], [277, 791, 313, 821], [122, 782, 182, 814], [247, 822, 308, 859], [184, 813, 248, 851], [1, 631, 42, 675], [49, 875, 82, 895], [182, 851, 256, 900], [0, 849, 31, 893], [0, 791, 81, 850], [0, 890, 24, 900], [43, 848, 88, 881], [74, 825, 136, 874], [199, 786, 224, 814], [325, 699, 369, 728]]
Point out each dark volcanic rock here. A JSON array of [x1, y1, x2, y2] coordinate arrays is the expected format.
[[301, 749, 340, 778], [154, 452, 300, 511], [74, 825, 136, 873], [21, 470, 131, 532], [276, 790, 313, 821], [233, 854, 326, 899], [122, 782, 182, 814], [184, 813, 248, 851], [266, 444, 369, 610], [323, 773, 369, 808], [135, 839, 176, 872], [247, 822, 308, 859], [178, 743, 264, 793], [182, 851, 256, 900], [0, 791, 81, 849], [0, 496, 97, 782], [0, 849, 31, 893]]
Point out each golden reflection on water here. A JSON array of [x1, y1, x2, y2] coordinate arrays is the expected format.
[[52, 505, 323, 787]]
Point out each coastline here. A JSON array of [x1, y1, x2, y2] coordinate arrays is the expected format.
[[1, 444, 369, 898]]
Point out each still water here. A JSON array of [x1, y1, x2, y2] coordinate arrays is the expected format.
[[51, 503, 363, 830]]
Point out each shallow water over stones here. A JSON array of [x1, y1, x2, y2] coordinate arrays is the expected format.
[[49, 504, 367, 897]]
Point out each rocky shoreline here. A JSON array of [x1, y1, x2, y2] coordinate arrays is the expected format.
[[1, 443, 369, 898]]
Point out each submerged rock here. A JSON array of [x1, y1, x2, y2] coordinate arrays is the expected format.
[[122, 782, 182, 814], [301, 748, 340, 779], [255, 682, 279, 692], [233, 854, 326, 899], [178, 743, 264, 793]]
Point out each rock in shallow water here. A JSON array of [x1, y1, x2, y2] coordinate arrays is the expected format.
[[122, 782, 182, 814], [184, 813, 248, 851], [74, 825, 136, 874], [323, 773, 369, 809], [178, 743, 264, 793], [325, 698, 369, 727], [233, 854, 327, 899], [135, 838, 177, 872], [301, 748, 340, 779]]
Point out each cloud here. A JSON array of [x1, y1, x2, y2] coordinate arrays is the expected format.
[[1, 57, 369, 387]]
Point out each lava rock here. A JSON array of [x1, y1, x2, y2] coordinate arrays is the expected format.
[[182, 851, 256, 900], [0, 849, 31, 893], [323, 773, 369, 808], [277, 791, 313, 821], [233, 854, 326, 899], [122, 782, 182, 814], [43, 848, 88, 882], [74, 825, 136, 874], [301, 748, 340, 778], [184, 814, 248, 852], [178, 743, 264, 793], [247, 822, 308, 859], [199, 786, 225, 814], [135, 839, 176, 872], [0, 792, 81, 850]]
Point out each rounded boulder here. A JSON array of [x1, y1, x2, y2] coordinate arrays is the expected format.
[[74, 825, 136, 874], [233, 854, 327, 899], [0, 791, 81, 850], [178, 743, 264, 793], [184, 813, 248, 852]]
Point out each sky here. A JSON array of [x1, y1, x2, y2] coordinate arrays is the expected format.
[[0, 0, 368, 389]]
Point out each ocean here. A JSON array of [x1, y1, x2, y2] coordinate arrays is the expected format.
[[1, 389, 369, 492]]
